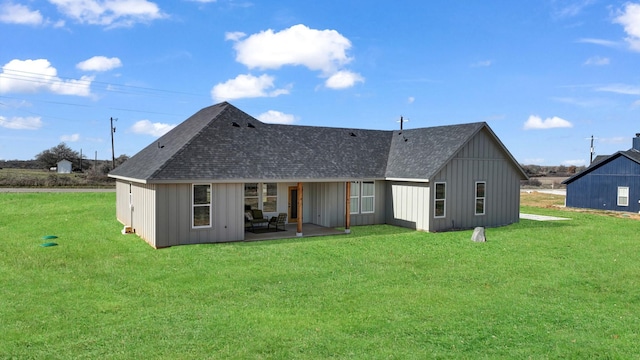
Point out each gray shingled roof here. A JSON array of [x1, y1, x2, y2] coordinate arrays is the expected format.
[[109, 102, 518, 183]]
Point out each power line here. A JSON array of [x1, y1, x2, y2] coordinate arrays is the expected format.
[[0, 68, 207, 98]]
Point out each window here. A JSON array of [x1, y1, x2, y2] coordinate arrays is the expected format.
[[263, 183, 278, 212], [618, 186, 629, 207], [350, 181, 360, 214], [361, 181, 375, 213], [192, 184, 211, 228], [350, 181, 375, 214], [475, 181, 486, 215], [245, 183, 277, 212], [434, 182, 446, 218]]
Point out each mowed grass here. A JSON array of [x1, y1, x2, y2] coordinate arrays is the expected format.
[[1, 193, 640, 359]]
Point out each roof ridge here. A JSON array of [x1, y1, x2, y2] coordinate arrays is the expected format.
[[149, 102, 231, 179]]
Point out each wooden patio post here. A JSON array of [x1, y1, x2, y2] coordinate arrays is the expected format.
[[296, 182, 303, 236], [345, 181, 351, 234]]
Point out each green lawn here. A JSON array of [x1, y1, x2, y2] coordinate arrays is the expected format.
[[1, 193, 640, 359]]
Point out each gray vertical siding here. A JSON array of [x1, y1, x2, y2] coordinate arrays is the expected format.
[[154, 183, 244, 247], [430, 128, 521, 232], [306, 181, 386, 228]]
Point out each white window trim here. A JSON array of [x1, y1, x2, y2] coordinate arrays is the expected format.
[[361, 181, 375, 214], [349, 181, 360, 214], [617, 186, 629, 207], [434, 182, 446, 218], [192, 183, 212, 229], [475, 181, 486, 216], [245, 182, 278, 213], [349, 181, 375, 214]]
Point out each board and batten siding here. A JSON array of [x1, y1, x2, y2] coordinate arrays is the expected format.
[[115, 181, 158, 247], [566, 156, 640, 213], [154, 183, 244, 247], [385, 181, 430, 230], [429, 128, 522, 232], [306, 181, 386, 228]]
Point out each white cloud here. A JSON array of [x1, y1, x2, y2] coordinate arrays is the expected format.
[[211, 74, 289, 101], [48, 0, 166, 28], [230, 24, 353, 74], [407, 96, 415, 104], [130, 119, 176, 137], [596, 84, 640, 95], [60, 133, 80, 142], [257, 110, 296, 124], [583, 56, 609, 65], [552, 0, 595, 18], [0, 59, 93, 96], [325, 70, 364, 89], [562, 159, 587, 166], [225, 31, 245, 41], [0, 2, 43, 25], [614, 2, 640, 51], [0, 115, 43, 130], [523, 115, 573, 130], [577, 38, 620, 47], [76, 56, 122, 72], [470, 60, 492, 67]]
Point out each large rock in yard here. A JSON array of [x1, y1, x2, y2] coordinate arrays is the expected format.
[[471, 227, 486, 242]]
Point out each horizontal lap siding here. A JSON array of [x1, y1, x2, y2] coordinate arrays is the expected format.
[[431, 129, 521, 232]]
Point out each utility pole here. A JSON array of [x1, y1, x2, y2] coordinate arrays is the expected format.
[[397, 116, 409, 131], [587, 135, 597, 164], [110, 117, 117, 169]]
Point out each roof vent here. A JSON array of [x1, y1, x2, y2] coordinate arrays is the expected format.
[[248, 123, 256, 128], [232, 122, 240, 127], [349, 132, 357, 137]]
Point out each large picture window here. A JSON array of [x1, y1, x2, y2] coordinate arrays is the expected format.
[[350, 181, 375, 214], [434, 182, 446, 218], [475, 181, 486, 215], [618, 186, 629, 207], [245, 183, 277, 212], [192, 184, 211, 228]]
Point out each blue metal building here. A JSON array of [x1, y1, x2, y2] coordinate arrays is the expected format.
[[563, 134, 640, 213]]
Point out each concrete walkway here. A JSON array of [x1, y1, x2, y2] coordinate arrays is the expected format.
[[520, 213, 571, 221]]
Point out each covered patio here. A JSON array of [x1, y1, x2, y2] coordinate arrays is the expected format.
[[244, 223, 346, 242]]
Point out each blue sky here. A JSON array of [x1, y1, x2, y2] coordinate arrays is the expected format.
[[1, 0, 640, 165]]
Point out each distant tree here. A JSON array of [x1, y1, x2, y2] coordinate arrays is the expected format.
[[100, 154, 130, 174], [35, 143, 80, 169]]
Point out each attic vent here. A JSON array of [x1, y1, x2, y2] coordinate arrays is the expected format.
[[248, 123, 256, 128], [349, 132, 357, 137], [232, 122, 240, 127]]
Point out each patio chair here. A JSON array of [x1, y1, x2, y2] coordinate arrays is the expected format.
[[268, 213, 287, 231]]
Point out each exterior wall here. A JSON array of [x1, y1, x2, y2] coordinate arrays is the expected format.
[[385, 181, 430, 230], [307, 181, 386, 228], [429, 128, 522, 232], [566, 156, 640, 213], [154, 183, 244, 247], [114, 181, 158, 247]]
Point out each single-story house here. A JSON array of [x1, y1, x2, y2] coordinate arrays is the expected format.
[[108, 102, 527, 248], [563, 133, 640, 213], [57, 159, 72, 174]]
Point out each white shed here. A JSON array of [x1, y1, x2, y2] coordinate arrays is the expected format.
[[57, 159, 72, 174]]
